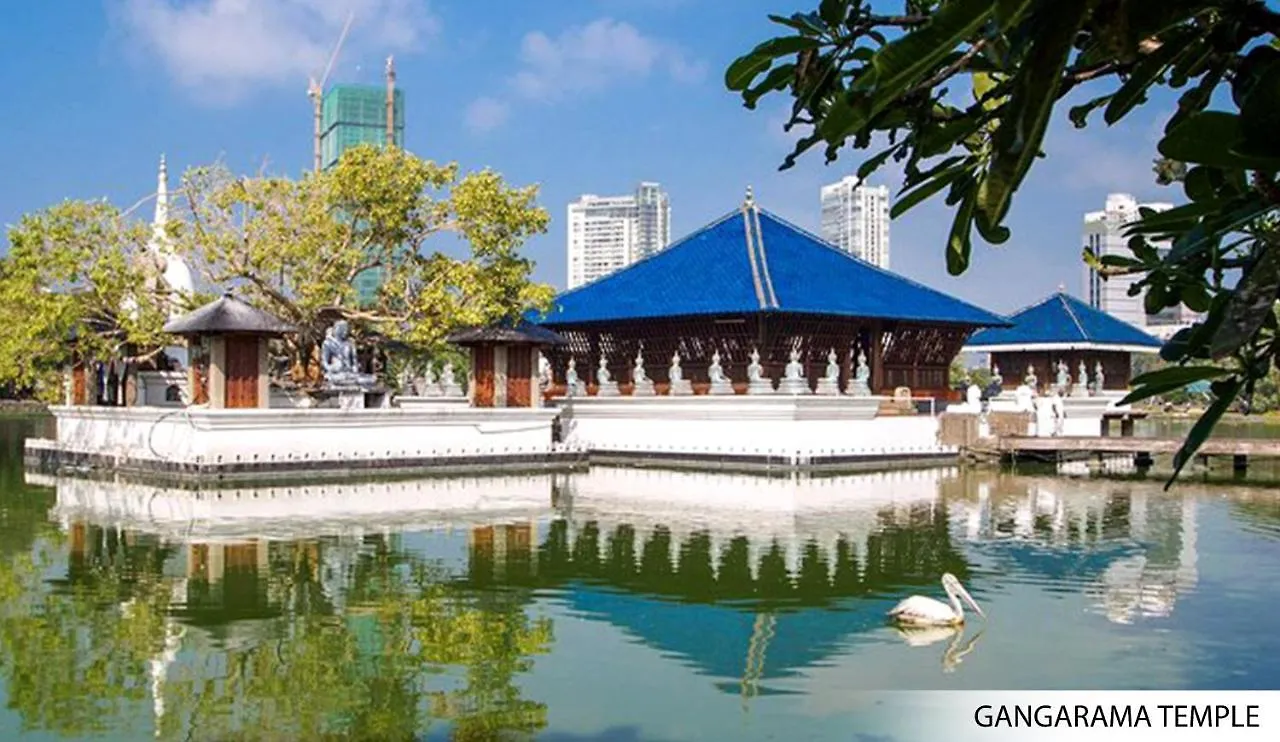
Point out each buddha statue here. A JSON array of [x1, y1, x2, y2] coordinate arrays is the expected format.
[[596, 356, 620, 396], [849, 350, 871, 396], [707, 350, 733, 395], [632, 349, 655, 396], [321, 320, 376, 389], [778, 347, 810, 395], [815, 348, 841, 396], [668, 351, 693, 395], [747, 346, 775, 394]]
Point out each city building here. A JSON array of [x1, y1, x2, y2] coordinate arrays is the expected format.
[[566, 183, 671, 289], [320, 84, 405, 306], [819, 177, 891, 269], [1083, 192, 1200, 336]]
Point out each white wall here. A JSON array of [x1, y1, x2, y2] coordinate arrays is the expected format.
[[557, 396, 950, 460], [42, 405, 562, 468]]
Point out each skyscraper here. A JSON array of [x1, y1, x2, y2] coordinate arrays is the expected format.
[[320, 84, 405, 306], [566, 183, 671, 289], [820, 177, 891, 269], [1082, 192, 1200, 335]]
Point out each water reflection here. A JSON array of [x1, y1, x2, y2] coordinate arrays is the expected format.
[[2, 458, 1280, 738]]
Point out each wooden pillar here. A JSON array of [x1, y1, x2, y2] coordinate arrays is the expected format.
[[208, 336, 227, 409], [257, 337, 270, 409], [870, 322, 884, 394]]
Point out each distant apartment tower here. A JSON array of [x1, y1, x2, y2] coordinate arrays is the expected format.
[[1083, 192, 1200, 335], [320, 84, 406, 306], [567, 183, 671, 289], [820, 177, 891, 269]]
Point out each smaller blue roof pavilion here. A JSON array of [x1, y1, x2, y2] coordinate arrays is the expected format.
[[966, 292, 1162, 353], [532, 194, 1008, 395]]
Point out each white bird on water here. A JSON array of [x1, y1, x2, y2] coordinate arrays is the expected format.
[[887, 573, 986, 627]]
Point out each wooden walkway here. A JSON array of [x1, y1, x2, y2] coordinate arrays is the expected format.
[[995, 435, 1280, 472], [997, 436, 1280, 456]]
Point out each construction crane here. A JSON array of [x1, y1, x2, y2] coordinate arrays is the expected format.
[[385, 55, 396, 149], [308, 12, 355, 172]]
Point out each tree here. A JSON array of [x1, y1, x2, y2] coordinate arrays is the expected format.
[[0, 200, 174, 400], [0, 145, 554, 397], [175, 144, 554, 379], [727, 0, 1280, 483]]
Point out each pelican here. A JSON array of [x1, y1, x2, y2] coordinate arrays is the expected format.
[[887, 573, 986, 627]]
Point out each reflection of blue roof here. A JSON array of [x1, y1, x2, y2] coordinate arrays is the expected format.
[[966, 292, 1162, 350], [535, 204, 1008, 328], [971, 540, 1136, 581], [565, 584, 890, 683]]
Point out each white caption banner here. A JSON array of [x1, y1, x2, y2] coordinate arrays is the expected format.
[[845, 691, 1279, 741]]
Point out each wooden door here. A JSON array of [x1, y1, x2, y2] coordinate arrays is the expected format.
[[224, 336, 260, 409], [71, 364, 86, 405], [473, 346, 495, 407], [506, 347, 532, 408]]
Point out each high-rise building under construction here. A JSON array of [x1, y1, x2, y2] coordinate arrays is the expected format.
[[319, 85, 404, 170], [320, 83, 405, 305]]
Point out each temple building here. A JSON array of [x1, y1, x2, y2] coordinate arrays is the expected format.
[[534, 189, 1007, 399], [963, 290, 1162, 393]]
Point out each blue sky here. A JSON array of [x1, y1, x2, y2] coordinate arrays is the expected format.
[[0, 0, 1181, 313]]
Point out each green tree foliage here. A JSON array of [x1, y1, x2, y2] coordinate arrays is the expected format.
[[727, 0, 1280, 483], [0, 201, 173, 400], [175, 144, 554, 368], [0, 145, 553, 397]]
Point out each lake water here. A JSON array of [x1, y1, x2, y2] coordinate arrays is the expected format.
[[3, 415, 1280, 740]]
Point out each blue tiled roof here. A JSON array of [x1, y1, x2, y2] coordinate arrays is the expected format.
[[535, 203, 1008, 327], [966, 292, 1163, 349]]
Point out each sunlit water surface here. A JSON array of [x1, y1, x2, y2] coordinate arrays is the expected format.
[[2, 416, 1280, 741]]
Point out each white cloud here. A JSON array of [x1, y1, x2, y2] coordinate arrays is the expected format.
[[465, 18, 704, 131], [512, 18, 703, 100], [464, 96, 510, 133], [115, 0, 438, 103]]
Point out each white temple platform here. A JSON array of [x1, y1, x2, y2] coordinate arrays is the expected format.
[[559, 395, 955, 472], [25, 404, 579, 482]]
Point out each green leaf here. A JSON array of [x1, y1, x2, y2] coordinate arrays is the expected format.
[[946, 187, 976, 276], [1104, 34, 1187, 125], [1119, 365, 1232, 406], [768, 12, 827, 36], [1236, 61, 1280, 160], [1068, 94, 1113, 129], [858, 0, 995, 105], [1157, 112, 1252, 168], [1182, 166, 1216, 203], [1210, 245, 1280, 359], [725, 54, 773, 91], [818, 0, 843, 28], [994, 0, 1033, 28], [892, 165, 969, 219], [856, 147, 896, 181], [1167, 377, 1240, 488], [975, 0, 1089, 238], [742, 63, 797, 109]]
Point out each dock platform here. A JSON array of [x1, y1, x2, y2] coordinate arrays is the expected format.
[[995, 435, 1280, 474]]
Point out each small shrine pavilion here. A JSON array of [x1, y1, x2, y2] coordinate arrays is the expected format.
[[447, 321, 566, 408], [163, 293, 296, 409], [963, 290, 1162, 393], [533, 190, 1007, 398]]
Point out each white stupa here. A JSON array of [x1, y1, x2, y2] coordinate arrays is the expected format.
[[150, 154, 196, 313], [148, 155, 196, 368]]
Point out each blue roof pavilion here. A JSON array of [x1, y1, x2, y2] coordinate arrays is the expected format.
[[534, 192, 1008, 396], [964, 291, 1162, 392]]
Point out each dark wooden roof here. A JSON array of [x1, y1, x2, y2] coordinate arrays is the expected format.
[[447, 321, 567, 347], [163, 293, 296, 337]]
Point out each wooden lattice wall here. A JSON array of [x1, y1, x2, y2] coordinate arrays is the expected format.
[[541, 312, 976, 398], [990, 349, 1133, 392]]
